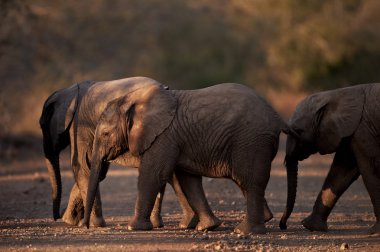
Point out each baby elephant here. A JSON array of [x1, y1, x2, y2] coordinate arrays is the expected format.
[[39, 77, 217, 229], [280, 83, 380, 235], [85, 83, 292, 234]]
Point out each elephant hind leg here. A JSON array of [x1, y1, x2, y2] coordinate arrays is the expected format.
[[238, 188, 273, 223], [233, 155, 273, 234], [303, 144, 359, 232], [168, 174, 199, 229], [352, 144, 380, 235]]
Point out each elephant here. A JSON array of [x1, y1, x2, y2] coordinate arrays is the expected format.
[[84, 83, 292, 234], [39, 77, 219, 229], [279, 84, 380, 235]]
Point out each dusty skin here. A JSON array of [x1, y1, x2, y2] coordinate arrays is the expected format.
[[0, 138, 379, 251]]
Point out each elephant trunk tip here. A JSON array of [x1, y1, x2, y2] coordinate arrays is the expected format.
[[280, 154, 299, 232], [279, 219, 287, 230], [52, 197, 61, 220], [83, 213, 90, 229], [53, 212, 60, 221]]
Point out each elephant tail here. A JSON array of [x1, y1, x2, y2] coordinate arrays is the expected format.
[[279, 154, 299, 230], [39, 84, 80, 220]]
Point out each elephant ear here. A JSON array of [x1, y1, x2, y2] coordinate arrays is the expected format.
[[121, 84, 177, 156], [316, 87, 365, 154]]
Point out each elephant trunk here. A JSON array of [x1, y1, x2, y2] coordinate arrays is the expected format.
[[279, 154, 298, 230], [44, 154, 62, 220], [83, 155, 103, 228]]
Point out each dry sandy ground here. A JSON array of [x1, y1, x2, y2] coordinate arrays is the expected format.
[[0, 139, 379, 251]]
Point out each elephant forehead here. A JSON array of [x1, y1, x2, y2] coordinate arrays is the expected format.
[[89, 81, 156, 102], [289, 110, 310, 127], [136, 85, 159, 100], [291, 92, 331, 124]]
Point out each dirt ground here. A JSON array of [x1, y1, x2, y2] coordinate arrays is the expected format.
[[0, 137, 379, 251]]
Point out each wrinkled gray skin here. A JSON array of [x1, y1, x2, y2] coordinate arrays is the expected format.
[[39, 77, 214, 229], [280, 84, 380, 235], [85, 83, 289, 234]]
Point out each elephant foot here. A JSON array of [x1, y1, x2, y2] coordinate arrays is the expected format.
[[369, 222, 380, 235], [179, 214, 199, 229], [264, 208, 273, 223], [196, 216, 222, 231], [62, 213, 79, 226], [234, 220, 266, 235], [78, 215, 106, 228], [61, 207, 83, 226], [302, 215, 327, 232], [127, 217, 153, 231], [150, 214, 164, 228]]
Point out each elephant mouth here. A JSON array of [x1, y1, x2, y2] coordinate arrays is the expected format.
[[107, 147, 129, 161], [293, 142, 317, 161]]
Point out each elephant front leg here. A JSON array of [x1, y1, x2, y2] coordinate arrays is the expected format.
[[128, 150, 177, 231], [303, 145, 359, 232], [263, 199, 273, 223], [175, 170, 221, 231], [128, 172, 166, 230], [149, 184, 166, 228], [76, 168, 106, 227]]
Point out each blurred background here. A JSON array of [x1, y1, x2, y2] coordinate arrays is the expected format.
[[1, 0, 380, 158]]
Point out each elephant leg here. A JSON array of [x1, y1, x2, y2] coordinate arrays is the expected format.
[[128, 147, 177, 231], [302, 144, 359, 232], [168, 174, 199, 229], [76, 167, 106, 227], [352, 144, 380, 235], [175, 170, 221, 231], [72, 147, 106, 227], [150, 184, 165, 228], [264, 198, 274, 223], [234, 154, 272, 234], [234, 186, 267, 234], [62, 183, 84, 226], [238, 187, 272, 223]]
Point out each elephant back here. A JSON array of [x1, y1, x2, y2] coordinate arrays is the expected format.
[[172, 83, 284, 137]]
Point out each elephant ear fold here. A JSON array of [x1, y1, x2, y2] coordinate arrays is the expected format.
[[317, 87, 365, 154], [123, 85, 177, 156]]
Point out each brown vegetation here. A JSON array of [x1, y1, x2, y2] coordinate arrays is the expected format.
[[1, 0, 380, 137]]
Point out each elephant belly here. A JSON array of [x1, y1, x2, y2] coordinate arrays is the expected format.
[[176, 157, 231, 178]]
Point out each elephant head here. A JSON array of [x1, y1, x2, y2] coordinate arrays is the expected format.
[[280, 86, 365, 229], [83, 84, 177, 228]]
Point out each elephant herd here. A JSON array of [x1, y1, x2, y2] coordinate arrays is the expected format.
[[39, 77, 380, 235]]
